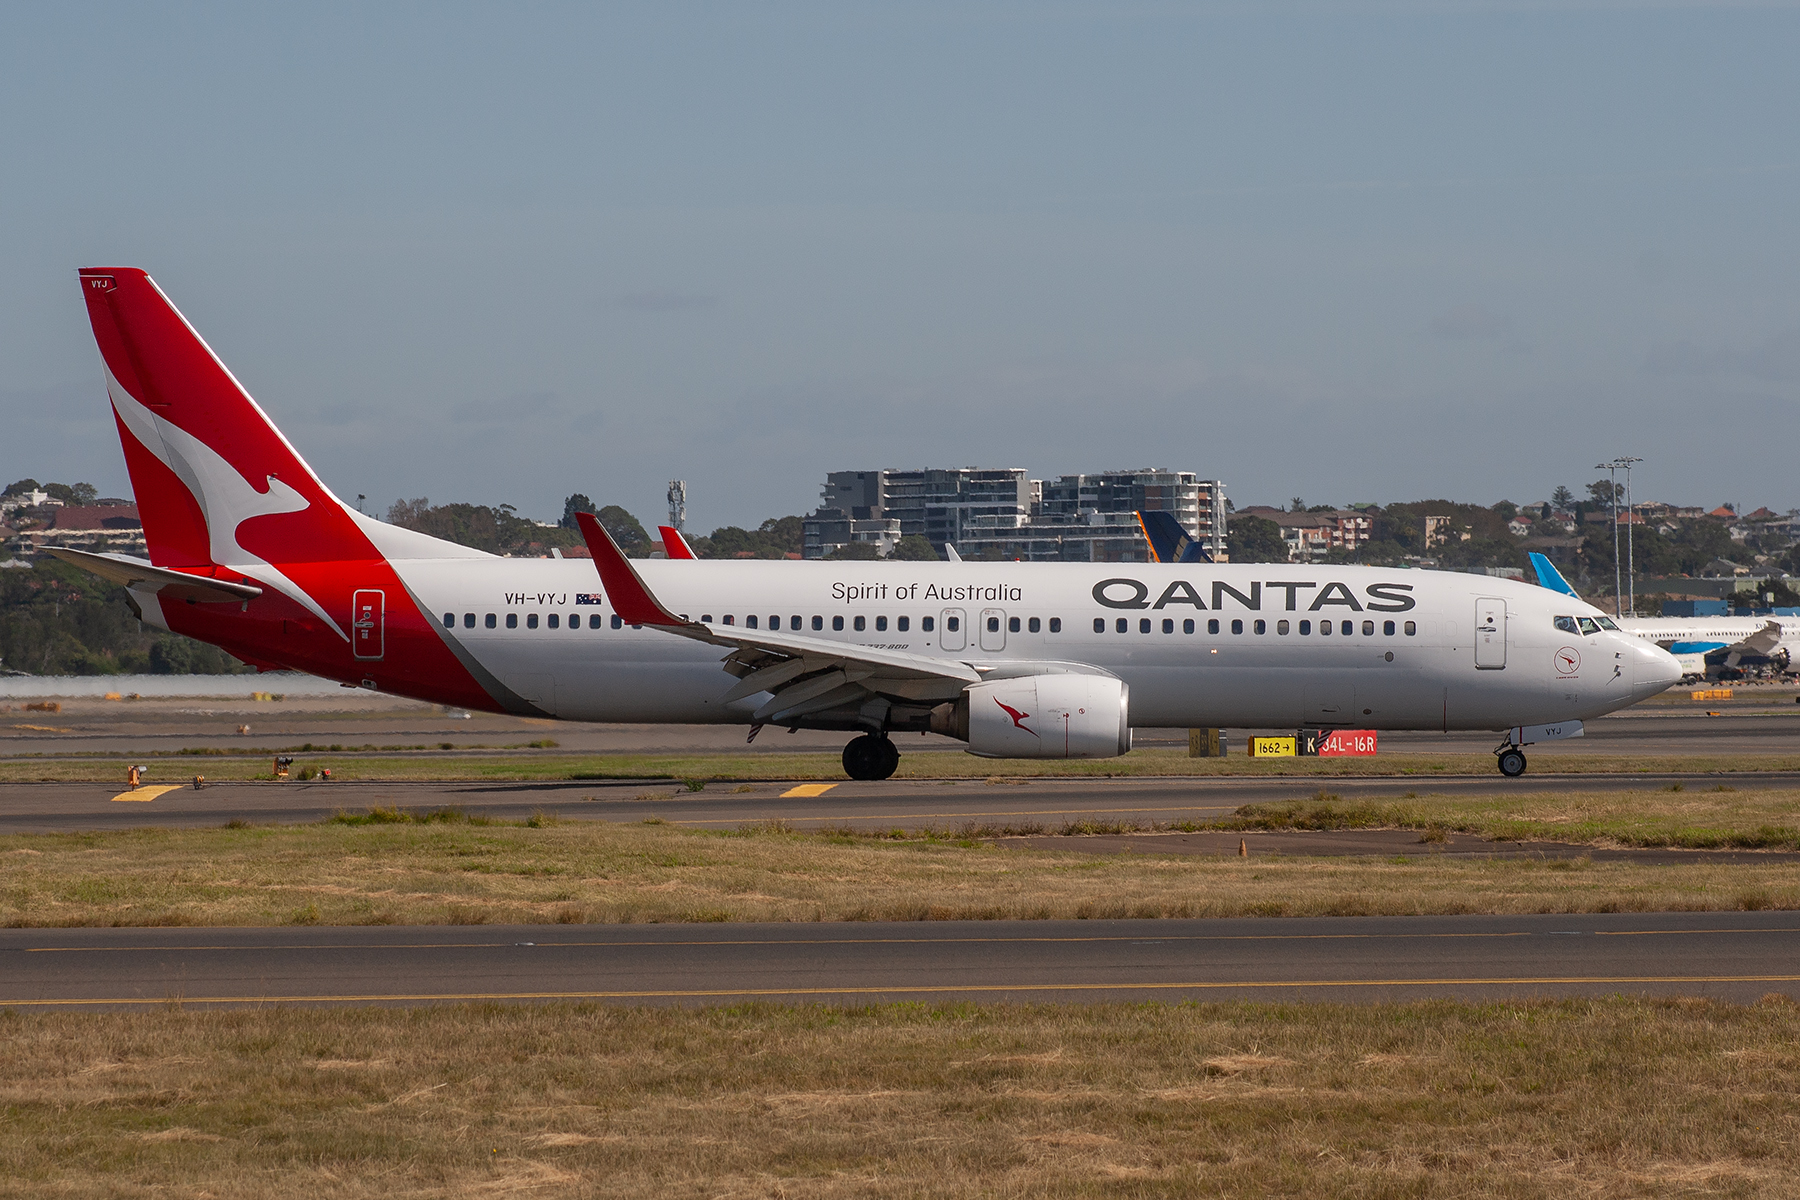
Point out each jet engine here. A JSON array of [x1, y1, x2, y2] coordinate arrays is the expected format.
[[931, 674, 1131, 759]]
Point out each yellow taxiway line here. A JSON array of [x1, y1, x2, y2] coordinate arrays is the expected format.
[[8, 974, 1800, 1007], [109, 785, 183, 803]]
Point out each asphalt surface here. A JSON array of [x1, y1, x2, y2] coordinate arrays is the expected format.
[[5, 913, 1797, 1009], [9, 771, 1800, 835]]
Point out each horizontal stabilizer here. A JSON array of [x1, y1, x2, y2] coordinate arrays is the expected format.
[[47, 547, 262, 603]]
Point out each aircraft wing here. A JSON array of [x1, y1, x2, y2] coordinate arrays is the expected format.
[[46, 547, 263, 604], [1730, 620, 1784, 658], [574, 513, 980, 724]]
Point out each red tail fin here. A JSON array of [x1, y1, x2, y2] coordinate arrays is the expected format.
[[79, 268, 367, 572]]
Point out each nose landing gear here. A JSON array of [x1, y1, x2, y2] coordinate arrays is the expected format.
[[1495, 745, 1527, 777], [842, 733, 900, 781]]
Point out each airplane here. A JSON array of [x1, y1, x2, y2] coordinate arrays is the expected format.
[[52, 267, 1682, 781], [1137, 509, 1213, 564], [659, 526, 697, 559], [1527, 553, 1797, 681]]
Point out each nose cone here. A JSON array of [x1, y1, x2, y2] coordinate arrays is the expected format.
[[1631, 639, 1683, 700]]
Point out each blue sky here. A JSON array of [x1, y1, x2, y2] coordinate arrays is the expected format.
[[3, 2, 1796, 529]]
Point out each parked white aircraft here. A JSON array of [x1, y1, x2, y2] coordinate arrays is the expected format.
[[1528, 554, 1798, 680], [53, 268, 1682, 779]]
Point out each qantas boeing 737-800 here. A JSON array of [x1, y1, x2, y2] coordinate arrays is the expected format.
[[52, 268, 1682, 779]]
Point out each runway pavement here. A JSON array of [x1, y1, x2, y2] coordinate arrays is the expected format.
[[8, 770, 1800, 834], [5, 913, 1798, 1008]]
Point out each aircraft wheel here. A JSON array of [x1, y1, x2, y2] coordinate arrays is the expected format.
[[876, 737, 900, 780], [842, 735, 884, 781], [1496, 748, 1527, 778]]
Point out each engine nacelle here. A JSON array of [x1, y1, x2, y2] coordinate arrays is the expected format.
[[932, 674, 1131, 759]]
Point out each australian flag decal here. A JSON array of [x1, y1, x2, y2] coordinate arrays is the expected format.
[[575, 593, 605, 605]]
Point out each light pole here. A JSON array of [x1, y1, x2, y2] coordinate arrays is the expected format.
[[1595, 457, 1642, 616]]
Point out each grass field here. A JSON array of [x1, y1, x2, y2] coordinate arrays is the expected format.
[[1216, 783, 1800, 850], [3, 996, 1798, 1197], [7, 799, 1800, 927], [5, 745, 1800, 782]]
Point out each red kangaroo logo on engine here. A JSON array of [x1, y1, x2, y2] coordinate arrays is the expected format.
[[994, 697, 1037, 737]]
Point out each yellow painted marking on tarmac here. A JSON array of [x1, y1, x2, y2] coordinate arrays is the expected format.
[[780, 784, 838, 798], [109, 785, 181, 803], [9, 974, 1800, 1007], [12, 723, 73, 733], [22, 927, 1800, 955]]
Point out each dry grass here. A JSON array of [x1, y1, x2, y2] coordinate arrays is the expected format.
[[3, 995, 1800, 1197], [1222, 785, 1800, 849], [6, 814, 1800, 928], [5, 746, 1799, 783]]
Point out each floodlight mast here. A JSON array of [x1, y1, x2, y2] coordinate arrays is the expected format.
[[1595, 457, 1642, 616]]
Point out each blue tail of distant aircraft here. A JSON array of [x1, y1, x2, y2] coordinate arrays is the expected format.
[[1137, 510, 1212, 564], [1528, 552, 1580, 598]]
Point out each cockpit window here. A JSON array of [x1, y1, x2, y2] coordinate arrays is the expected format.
[[1577, 617, 1601, 636], [1554, 616, 1579, 634], [1596, 616, 1620, 631]]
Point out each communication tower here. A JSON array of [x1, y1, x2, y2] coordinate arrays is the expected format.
[[666, 480, 686, 533]]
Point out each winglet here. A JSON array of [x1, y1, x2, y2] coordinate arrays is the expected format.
[[1528, 551, 1580, 598], [574, 512, 685, 626], [658, 525, 697, 559]]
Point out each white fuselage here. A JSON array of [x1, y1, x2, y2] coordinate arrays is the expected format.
[[386, 557, 1682, 730]]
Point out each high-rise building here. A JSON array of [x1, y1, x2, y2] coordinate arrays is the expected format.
[[803, 467, 1225, 561]]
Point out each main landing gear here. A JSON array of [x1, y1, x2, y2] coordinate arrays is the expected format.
[[843, 733, 900, 781], [1495, 745, 1528, 778]]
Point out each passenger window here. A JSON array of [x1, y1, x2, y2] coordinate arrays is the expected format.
[[612, 614, 623, 629], [1162, 618, 1174, 634], [791, 616, 802, 631], [877, 616, 888, 632], [1231, 619, 1244, 635], [464, 613, 475, 629], [1094, 618, 1106, 633], [1404, 620, 1416, 636], [747, 615, 758, 629], [548, 614, 559, 629], [591, 614, 604, 629], [1208, 619, 1220, 634], [1554, 615, 1578, 634], [442, 613, 454, 629], [527, 613, 539, 629], [1049, 618, 1061, 633], [1577, 617, 1600, 635], [1299, 620, 1311, 634], [723, 614, 734, 625], [1116, 618, 1128, 633], [769, 616, 779, 630], [833, 615, 844, 631], [1341, 620, 1353, 635], [1383, 620, 1395, 635], [923, 616, 935, 632], [485, 613, 496, 629], [946, 616, 959, 632], [812, 615, 823, 631], [1139, 618, 1151, 633], [898, 616, 910, 632], [1320, 620, 1332, 635], [854, 615, 866, 632], [1362, 620, 1374, 636], [1027, 617, 1039, 633], [1277, 620, 1289, 635], [1183, 618, 1194, 634], [569, 614, 579, 630], [700, 615, 712, 624], [506, 613, 518, 629], [1008, 616, 1020, 633], [987, 617, 1000, 633]]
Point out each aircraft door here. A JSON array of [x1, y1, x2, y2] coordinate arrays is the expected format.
[[979, 608, 1007, 652], [1474, 597, 1506, 669], [352, 590, 384, 660], [940, 609, 967, 652]]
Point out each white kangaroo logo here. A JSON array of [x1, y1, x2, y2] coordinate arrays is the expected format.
[[106, 367, 349, 641]]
